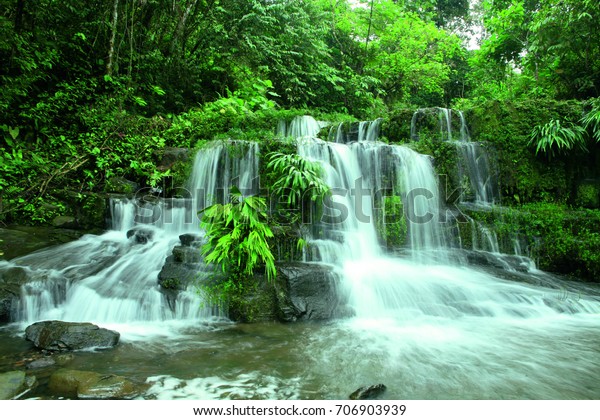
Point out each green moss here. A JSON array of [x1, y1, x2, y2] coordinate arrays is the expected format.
[[575, 183, 600, 209], [375, 195, 407, 249], [463, 203, 600, 281]]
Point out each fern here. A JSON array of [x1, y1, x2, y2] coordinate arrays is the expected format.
[[581, 99, 600, 143], [200, 186, 276, 282], [266, 152, 330, 206], [528, 119, 588, 158]]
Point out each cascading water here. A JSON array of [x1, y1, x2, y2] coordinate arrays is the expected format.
[[1, 116, 599, 400], [4, 141, 259, 331], [288, 115, 600, 399], [454, 110, 500, 205], [411, 107, 499, 206], [327, 118, 382, 144]]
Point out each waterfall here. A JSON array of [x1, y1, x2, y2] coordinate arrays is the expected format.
[[327, 118, 382, 144], [410, 107, 499, 206], [7, 141, 259, 327], [292, 116, 600, 323], [278, 115, 326, 139], [297, 137, 446, 264]]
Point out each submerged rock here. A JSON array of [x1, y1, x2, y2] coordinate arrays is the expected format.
[[25, 320, 120, 351], [0, 371, 36, 399], [349, 384, 387, 400], [49, 369, 139, 399], [26, 356, 56, 370]]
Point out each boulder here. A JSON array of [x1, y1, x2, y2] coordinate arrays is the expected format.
[[179, 233, 203, 247], [349, 384, 387, 400], [158, 255, 203, 291], [48, 369, 139, 399], [26, 357, 56, 370], [25, 320, 120, 351], [0, 371, 36, 400], [273, 262, 351, 322]]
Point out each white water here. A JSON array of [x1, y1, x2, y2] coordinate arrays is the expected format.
[[6, 141, 259, 335], [291, 117, 600, 400]]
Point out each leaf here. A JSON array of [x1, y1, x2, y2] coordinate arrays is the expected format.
[[8, 126, 19, 140]]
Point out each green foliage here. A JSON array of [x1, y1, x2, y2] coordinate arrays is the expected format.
[[528, 119, 588, 158], [467, 203, 600, 280], [465, 99, 585, 204], [474, 0, 600, 101], [267, 152, 330, 208], [200, 186, 276, 283], [575, 184, 600, 209], [581, 99, 600, 142], [375, 195, 407, 249]]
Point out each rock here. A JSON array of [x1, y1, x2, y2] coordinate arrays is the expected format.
[[0, 265, 30, 322], [25, 321, 120, 351], [158, 255, 203, 291], [273, 262, 351, 322], [48, 369, 139, 399], [172, 246, 202, 263], [27, 357, 56, 370], [52, 215, 77, 228], [126, 227, 155, 244], [349, 384, 387, 400], [0, 371, 36, 399], [179, 233, 203, 247]]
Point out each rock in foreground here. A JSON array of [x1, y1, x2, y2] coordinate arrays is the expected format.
[[0, 371, 36, 399], [349, 384, 387, 400], [49, 369, 139, 399], [25, 320, 120, 351]]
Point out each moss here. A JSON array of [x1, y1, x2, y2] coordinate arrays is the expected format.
[[465, 99, 585, 204], [462, 203, 600, 281], [225, 275, 277, 323], [375, 195, 407, 249], [575, 183, 600, 209]]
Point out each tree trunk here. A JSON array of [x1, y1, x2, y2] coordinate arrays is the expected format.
[[14, 0, 26, 33], [170, 0, 199, 54], [106, 0, 120, 76]]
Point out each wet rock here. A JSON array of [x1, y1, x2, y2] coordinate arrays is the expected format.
[[274, 262, 350, 322], [172, 246, 202, 263], [52, 215, 77, 229], [48, 369, 139, 399], [0, 265, 30, 322], [25, 320, 120, 351], [27, 357, 56, 370], [126, 227, 154, 244], [179, 233, 203, 247], [349, 384, 387, 400], [0, 371, 36, 399], [158, 255, 202, 291]]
